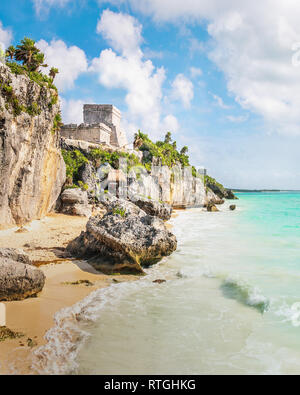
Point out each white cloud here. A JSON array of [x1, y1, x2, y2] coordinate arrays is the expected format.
[[190, 67, 202, 78], [37, 39, 88, 91], [0, 21, 12, 51], [171, 74, 194, 108], [32, 0, 71, 15], [226, 115, 248, 123], [97, 9, 143, 57], [109, 0, 300, 135], [210, 93, 231, 110], [90, 10, 179, 138]]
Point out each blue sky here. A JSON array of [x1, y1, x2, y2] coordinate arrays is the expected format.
[[1, 0, 300, 189]]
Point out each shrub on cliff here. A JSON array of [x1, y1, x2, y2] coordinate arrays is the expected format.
[[134, 130, 198, 177], [62, 149, 88, 185]]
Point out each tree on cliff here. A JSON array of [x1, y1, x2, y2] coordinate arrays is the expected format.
[[164, 132, 172, 144], [49, 67, 59, 82], [5, 46, 15, 61], [180, 146, 188, 155], [14, 37, 46, 72]]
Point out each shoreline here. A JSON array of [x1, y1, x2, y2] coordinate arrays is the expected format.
[[0, 213, 140, 374], [0, 211, 177, 375]]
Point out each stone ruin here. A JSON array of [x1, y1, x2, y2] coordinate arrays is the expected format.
[[60, 104, 128, 149]]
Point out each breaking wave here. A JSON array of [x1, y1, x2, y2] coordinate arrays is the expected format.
[[220, 277, 270, 313]]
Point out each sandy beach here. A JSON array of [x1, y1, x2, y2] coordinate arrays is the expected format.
[[0, 213, 139, 374]]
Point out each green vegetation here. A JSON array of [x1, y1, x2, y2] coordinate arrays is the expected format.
[[112, 206, 126, 217], [52, 113, 62, 134], [14, 37, 47, 72], [78, 181, 89, 191], [88, 148, 141, 172], [49, 67, 59, 82], [0, 80, 26, 116], [25, 102, 41, 116], [5, 37, 58, 92], [204, 175, 226, 192], [48, 94, 58, 110], [61, 149, 88, 185], [134, 131, 191, 169]]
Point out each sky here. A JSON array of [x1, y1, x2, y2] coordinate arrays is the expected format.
[[1, 0, 300, 189]]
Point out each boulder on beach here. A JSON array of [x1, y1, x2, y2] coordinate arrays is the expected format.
[[0, 248, 45, 301], [229, 205, 237, 211], [67, 198, 177, 274], [59, 188, 92, 217], [0, 248, 31, 265], [207, 203, 219, 212]]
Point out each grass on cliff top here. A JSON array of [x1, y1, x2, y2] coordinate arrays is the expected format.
[[6, 61, 57, 92], [135, 131, 198, 177], [204, 175, 226, 192], [88, 148, 141, 171]]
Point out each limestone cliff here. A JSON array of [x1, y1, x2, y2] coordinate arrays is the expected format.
[[0, 63, 66, 226]]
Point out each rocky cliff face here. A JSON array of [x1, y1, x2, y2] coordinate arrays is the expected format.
[[0, 64, 66, 226]]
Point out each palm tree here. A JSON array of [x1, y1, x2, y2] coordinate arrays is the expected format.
[[180, 146, 188, 155], [15, 37, 39, 69], [30, 52, 48, 72], [164, 132, 172, 144], [5, 45, 15, 61], [49, 67, 59, 82]]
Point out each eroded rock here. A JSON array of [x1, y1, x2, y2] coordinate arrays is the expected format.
[[67, 199, 177, 274], [60, 189, 92, 217], [0, 256, 45, 301], [0, 248, 31, 264]]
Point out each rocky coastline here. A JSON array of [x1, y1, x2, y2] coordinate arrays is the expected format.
[[0, 47, 237, 373]]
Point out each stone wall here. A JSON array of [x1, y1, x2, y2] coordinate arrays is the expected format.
[[83, 104, 121, 128], [61, 123, 111, 145]]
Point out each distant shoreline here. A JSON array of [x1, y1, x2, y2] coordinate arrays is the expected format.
[[230, 189, 300, 193]]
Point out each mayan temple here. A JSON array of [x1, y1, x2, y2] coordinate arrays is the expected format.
[[60, 104, 128, 148]]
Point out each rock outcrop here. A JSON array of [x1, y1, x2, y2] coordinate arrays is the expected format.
[[130, 197, 172, 221], [0, 248, 45, 301], [0, 63, 66, 226], [59, 189, 92, 217], [67, 199, 177, 274], [206, 179, 237, 201], [204, 188, 224, 207]]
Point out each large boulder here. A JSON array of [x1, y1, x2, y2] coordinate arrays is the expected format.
[[59, 188, 92, 217], [0, 249, 45, 301], [131, 197, 172, 221], [0, 248, 31, 264], [67, 199, 177, 274]]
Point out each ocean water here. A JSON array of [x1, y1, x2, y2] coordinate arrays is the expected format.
[[33, 192, 300, 375]]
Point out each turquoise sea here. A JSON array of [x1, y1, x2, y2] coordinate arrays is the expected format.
[[33, 192, 300, 375]]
